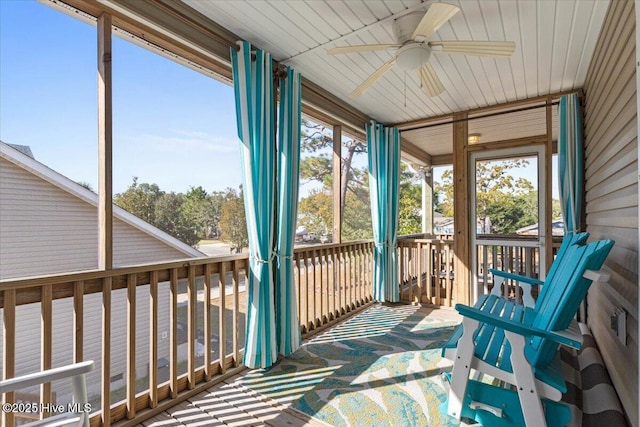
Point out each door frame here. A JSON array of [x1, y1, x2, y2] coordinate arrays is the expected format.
[[469, 144, 547, 303]]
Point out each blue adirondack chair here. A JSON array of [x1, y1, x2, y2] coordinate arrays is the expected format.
[[488, 232, 589, 307], [441, 238, 614, 427], [442, 232, 590, 365]]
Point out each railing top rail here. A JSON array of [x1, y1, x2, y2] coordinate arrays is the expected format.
[[0, 253, 250, 290]]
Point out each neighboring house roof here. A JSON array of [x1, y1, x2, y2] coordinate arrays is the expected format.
[[3, 141, 35, 159], [0, 141, 204, 259], [516, 219, 565, 236]]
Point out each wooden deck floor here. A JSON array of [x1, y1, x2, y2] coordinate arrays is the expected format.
[[137, 372, 330, 427], [136, 305, 462, 427]]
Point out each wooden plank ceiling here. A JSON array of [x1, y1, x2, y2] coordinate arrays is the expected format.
[[183, 0, 608, 128], [81, 0, 604, 160]]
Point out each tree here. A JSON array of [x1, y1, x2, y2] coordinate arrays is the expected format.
[[183, 186, 223, 239], [219, 187, 248, 252], [114, 177, 163, 224], [297, 190, 333, 236], [398, 165, 422, 235], [434, 160, 562, 234], [154, 192, 199, 246], [299, 120, 367, 226]]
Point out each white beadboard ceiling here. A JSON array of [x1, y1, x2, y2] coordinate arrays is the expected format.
[[182, 0, 608, 154]]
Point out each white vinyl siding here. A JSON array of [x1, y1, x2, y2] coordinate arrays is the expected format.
[[0, 157, 195, 280], [584, 1, 638, 425]]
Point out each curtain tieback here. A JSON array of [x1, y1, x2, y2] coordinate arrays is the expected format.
[[375, 242, 398, 249], [274, 251, 294, 260], [251, 254, 275, 264]]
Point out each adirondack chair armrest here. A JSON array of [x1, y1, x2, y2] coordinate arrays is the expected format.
[[489, 269, 544, 286], [0, 361, 94, 393], [583, 269, 610, 283], [454, 304, 582, 349]]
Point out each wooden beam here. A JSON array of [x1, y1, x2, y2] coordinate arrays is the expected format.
[[333, 125, 343, 243], [400, 137, 432, 165], [98, 13, 113, 270], [432, 154, 453, 165], [452, 112, 470, 305], [465, 134, 548, 153], [393, 89, 582, 131]]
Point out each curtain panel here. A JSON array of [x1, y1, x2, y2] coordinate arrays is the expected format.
[[558, 93, 584, 234], [367, 121, 401, 302], [275, 67, 302, 356], [231, 41, 302, 368], [231, 41, 277, 368]]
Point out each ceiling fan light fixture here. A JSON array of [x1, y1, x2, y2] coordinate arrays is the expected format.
[[396, 43, 431, 71]]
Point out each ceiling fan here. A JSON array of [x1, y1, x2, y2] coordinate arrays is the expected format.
[[327, 3, 516, 98]]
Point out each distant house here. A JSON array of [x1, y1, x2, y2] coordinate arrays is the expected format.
[[433, 213, 490, 235], [516, 218, 565, 236], [0, 141, 204, 404]]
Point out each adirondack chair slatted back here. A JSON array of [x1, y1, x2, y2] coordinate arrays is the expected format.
[[534, 232, 589, 307], [526, 239, 614, 367]]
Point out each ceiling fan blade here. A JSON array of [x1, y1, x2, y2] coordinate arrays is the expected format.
[[327, 44, 400, 54], [349, 58, 396, 98], [411, 3, 460, 40], [430, 41, 516, 57], [418, 63, 445, 97]]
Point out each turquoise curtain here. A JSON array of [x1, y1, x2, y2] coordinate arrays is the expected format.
[[367, 121, 400, 302], [231, 41, 277, 368], [558, 93, 583, 233], [275, 67, 302, 355]]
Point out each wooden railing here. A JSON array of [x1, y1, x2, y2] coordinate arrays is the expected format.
[[474, 235, 563, 303], [397, 237, 455, 307], [0, 241, 373, 427]]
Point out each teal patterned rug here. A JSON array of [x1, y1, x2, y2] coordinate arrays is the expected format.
[[238, 304, 461, 427]]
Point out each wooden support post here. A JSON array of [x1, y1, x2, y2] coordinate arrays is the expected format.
[[333, 125, 343, 243], [98, 13, 113, 270], [545, 100, 554, 275], [422, 168, 434, 234], [453, 112, 471, 305]]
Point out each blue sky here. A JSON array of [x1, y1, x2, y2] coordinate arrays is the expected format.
[[1, 0, 242, 195]]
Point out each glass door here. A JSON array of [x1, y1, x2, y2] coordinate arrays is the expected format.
[[469, 145, 547, 304]]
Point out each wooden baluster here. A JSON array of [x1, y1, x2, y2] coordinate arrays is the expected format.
[[149, 271, 158, 408], [73, 281, 84, 364], [40, 284, 53, 420], [233, 261, 240, 367], [219, 262, 227, 373], [126, 274, 136, 419], [102, 277, 112, 426], [203, 264, 212, 380], [3, 289, 16, 427], [445, 243, 452, 306], [169, 269, 178, 398], [187, 266, 196, 389], [436, 242, 442, 304]]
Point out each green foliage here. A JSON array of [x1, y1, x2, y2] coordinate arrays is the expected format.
[[114, 177, 163, 224], [434, 161, 563, 234], [298, 190, 333, 235], [114, 177, 227, 247], [219, 187, 248, 252], [398, 165, 422, 235], [299, 119, 423, 240], [154, 192, 199, 246]]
